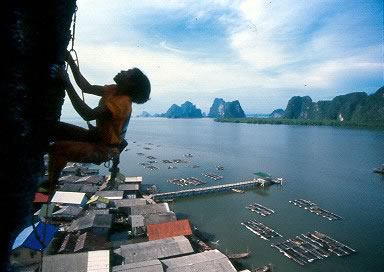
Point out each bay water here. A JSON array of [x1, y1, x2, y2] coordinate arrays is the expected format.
[[88, 117, 384, 271]]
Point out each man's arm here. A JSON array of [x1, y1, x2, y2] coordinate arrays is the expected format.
[[61, 69, 110, 121], [66, 51, 104, 96]]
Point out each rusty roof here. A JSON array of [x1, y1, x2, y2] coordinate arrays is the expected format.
[[146, 219, 192, 241]]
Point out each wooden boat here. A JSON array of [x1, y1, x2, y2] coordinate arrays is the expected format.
[[225, 248, 250, 259], [373, 164, 384, 174], [232, 188, 245, 193], [253, 263, 273, 272]]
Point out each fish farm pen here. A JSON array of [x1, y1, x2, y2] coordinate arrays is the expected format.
[[271, 231, 356, 266]]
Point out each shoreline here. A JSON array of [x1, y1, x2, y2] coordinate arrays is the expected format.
[[215, 117, 384, 130]]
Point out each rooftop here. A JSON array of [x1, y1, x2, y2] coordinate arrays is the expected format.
[[112, 259, 163, 272], [129, 203, 169, 216], [12, 222, 58, 252], [42, 250, 109, 272], [147, 219, 192, 241], [95, 191, 124, 200], [160, 249, 237, 272], [51, 191, 87, 205], [112, 199, 147, 208], [115, 236, 193, 264]]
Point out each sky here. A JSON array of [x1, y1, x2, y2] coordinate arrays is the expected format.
[[61, 0, 383, 117]]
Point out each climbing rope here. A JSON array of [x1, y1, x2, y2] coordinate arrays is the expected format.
[[66, 5, 92, 128]]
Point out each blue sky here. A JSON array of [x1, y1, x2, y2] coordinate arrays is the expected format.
[[61, 0, 383, 117]]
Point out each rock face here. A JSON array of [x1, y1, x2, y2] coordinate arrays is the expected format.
[[208, 98, 246, 118], [164, 101, 203, 118], [283, 87, 384, 122], [208, 98, 226, 118], [269, 109, 285, 118], [284, 96, 313, 119]]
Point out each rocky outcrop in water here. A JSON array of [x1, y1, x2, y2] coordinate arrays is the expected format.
[[208, 98, 246, 118], [269, 109, 285, 118], [164, 101, 203, 118], [283, 87, 384, 122]]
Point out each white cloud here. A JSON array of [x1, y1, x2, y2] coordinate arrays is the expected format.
[[61, 0, 382, 117]]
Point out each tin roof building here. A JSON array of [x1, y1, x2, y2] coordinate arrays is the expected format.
[[129, 203, 169, 216], [161, 250, 237, 272], [112, 259, 163, 272], [146, 219, 192, 241], [115, 236, 193, 264], [51, 191, 88, 206], [42, 250, 109, 272]]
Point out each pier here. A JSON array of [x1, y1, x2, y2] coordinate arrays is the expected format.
[[151, 179, 268, 201]]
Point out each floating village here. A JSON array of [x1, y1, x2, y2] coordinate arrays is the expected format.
[[9, 141, 358, 272]]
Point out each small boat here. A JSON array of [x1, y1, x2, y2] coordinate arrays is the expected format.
[[232, 189, 245, 193], [225, 249, 251, 259], [216, 165, 224, 170], [373, 164, 384, 174], [253, 263, 273, 272]]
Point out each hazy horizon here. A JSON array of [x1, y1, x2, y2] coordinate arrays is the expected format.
[[61, 0, 382, 119]]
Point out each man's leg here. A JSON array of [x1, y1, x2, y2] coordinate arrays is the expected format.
[[50, 121, 99, 142], [48, 141, 118, 185]]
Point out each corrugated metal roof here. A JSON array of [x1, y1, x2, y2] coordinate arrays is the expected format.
[[87, 250, 110, 272], [160, 250, 237, 272], [59, 175, 82, 183], [12, 222, 58, 251], [147, 219, 192, 241], [77, 175, 105, 184], [129, 215, 144, 228], [34, 193, 49, 203], [80, 184, 99, 194], [42, 251, 88, 272], [52, 206, 83, 218], [112, 199, 147, 208], [36, 203, 57, 219], [74, 232, 107, 253], [129, 203, 169, 216], [112, 260, 163, 272], [144, 212, 176, 226], [95, 190, 124, 200], [118, 184, 140, 191], [124, 176, 142, 183], [58, 233, 77, 253], [118, 236, 193, 264], [61, 183, 83, 192], [68, 214, 112, 232], [51, 191, 87, 205]]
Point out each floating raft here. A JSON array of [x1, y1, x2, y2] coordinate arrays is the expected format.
[[202, 173, 223, 180], [246, 203, 275, 216], [167, 177, 206, 186], [271, 231, 356, 266], [241, 220, 282, 240], [144, 165, 159, 170], [289, 199, 343, 220]]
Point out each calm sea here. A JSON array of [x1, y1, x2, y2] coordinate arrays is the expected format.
[[73, 117, 384, 272]]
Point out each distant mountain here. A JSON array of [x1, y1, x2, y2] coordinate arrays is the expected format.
[[163, 101, 203, 118], [208, 98, 246, 118], [136, 111, 152, 117], [269, 109, 285, 118], [283, 86, 384, 122]]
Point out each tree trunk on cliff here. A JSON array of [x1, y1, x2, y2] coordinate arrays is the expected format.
[[1, 1, 77, 270]]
